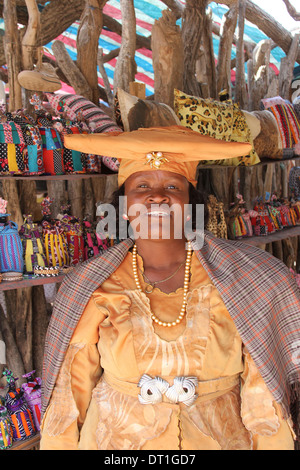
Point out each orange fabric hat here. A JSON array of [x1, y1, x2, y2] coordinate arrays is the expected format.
[[64, 125, 253, 187]]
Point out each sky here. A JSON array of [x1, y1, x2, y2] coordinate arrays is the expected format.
[[251, 0, 299, 30]]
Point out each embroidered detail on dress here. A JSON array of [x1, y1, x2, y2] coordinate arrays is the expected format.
[[240, 349, 280, 437], [187, 385, 252, 450], [41, 343, 84, 436], [93, 378, 172, 450]]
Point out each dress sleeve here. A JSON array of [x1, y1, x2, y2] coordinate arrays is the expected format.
[[40, 293, 107, 450], [241, 348, 296, 450]]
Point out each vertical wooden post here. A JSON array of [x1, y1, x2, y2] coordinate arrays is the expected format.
[[3, 0, 23, 111], [235, 0, 248, 109], [113, 0, 136, 94], [77, 0, 107, 104], [216, 5, 238, 98], [151, 9, 183, 107], [182, 0, 207, 97]]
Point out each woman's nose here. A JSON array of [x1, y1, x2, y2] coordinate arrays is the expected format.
[[147, 190, 170, 204]]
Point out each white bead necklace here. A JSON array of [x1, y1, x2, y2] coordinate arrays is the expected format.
[[132, 242, 193, 328]]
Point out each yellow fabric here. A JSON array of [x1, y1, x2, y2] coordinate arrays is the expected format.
[[7, 144, 19, 173], [174, 89, 260, 166], [40, 253, 294, 450]]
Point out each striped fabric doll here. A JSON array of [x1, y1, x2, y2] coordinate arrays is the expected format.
[[21, 371, 42, 432], [2, 369, 36, 442], [0, 402, 13, 449]]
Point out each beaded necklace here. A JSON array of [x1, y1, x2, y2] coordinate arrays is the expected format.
[[132, 242, 192, 327]]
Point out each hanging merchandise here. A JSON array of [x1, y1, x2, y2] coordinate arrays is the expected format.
[[58, 205, 84, 266], [19, 215, 46, 274], [0, 198, 24, 276], [0, 116, 26, 175], [21, 371, 42, 432], [2, 369, 36, 442], [0, 403, 13, 450]]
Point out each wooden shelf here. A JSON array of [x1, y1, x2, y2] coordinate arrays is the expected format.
[[0, 274, 65, 291], [238, 225, 300, 246], [10, 433, 40, 451], [197, 155, 300, 170], [0, 173, 109, 181]]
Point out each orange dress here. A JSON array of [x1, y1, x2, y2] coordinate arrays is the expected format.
[[40, 252, 295, 450]]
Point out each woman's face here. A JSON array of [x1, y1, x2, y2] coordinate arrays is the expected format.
[[124, 170, 190, 241]]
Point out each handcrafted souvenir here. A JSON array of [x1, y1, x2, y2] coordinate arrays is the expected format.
[[2, 369, 36, 442], [59, 208, 84, 266], [82, 220, 100, 260], [205, 195, 228, 239], [45, 92, 121, 172], [251, 199, 276, 236], [60, 123, 87, 174], [41, 198, 69, 267], [19, 215, 46, 274], [42, 220, 69, 268], [0, 404, 13, 449], [39, 121, 64, 175], [21, 371, 42, 432], [227, 195, 253, 240], [33, 266, 59, 277], [0, 199, 24, 274], [289, 167, 300, 199], [0, 120, 26, 175]]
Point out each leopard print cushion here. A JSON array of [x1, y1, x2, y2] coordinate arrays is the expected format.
[[174, 89, 260, 166]]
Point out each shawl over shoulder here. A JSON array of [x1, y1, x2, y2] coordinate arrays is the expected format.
[[41, 232, 300, 440]]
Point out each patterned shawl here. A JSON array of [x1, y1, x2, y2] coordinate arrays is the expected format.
[[41, 231, 300, 439]]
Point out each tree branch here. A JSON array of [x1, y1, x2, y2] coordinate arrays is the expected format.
[[282, 0, 300, 21]]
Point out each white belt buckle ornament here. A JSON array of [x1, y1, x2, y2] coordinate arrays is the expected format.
[[138, 374, 198, 406], [138, 374, 169, 404], [165, 376, 199, 406]]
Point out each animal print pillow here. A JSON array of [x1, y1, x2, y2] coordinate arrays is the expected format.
[[174, 89, 260, 166]]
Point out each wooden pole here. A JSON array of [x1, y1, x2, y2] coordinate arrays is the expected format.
[[235, 0, 248, 109], [113, 0, 136, 94], [3, 0, 23, 111], [151, 9, 183, 107]]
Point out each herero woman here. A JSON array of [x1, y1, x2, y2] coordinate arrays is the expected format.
[[40, 126, 299, 450]]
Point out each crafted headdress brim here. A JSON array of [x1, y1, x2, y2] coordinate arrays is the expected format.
[[64, 125, 253, 186]]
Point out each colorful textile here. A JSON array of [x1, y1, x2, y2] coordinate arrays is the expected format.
[[41, 232, 300, 444], [0, 221, 24, 273], [21, 124, 44, 175], [22, 373, 42, 432], [0, 406, 13, 449], [174, 89, 260, 166], [5, 389, 36, 441], [45, 93, 121, 172], [61, 126, 86, 174], [267, 104, 300, 148], [40, 127, 64, 175], [19, 216, 46, 273], [42, 220, 69, 267]]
